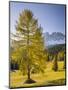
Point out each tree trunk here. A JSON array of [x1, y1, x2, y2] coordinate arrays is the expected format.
[[27, 26, 31, 80], [27, 64, 31, 80]]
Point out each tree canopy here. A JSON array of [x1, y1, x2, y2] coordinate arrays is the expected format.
[[11, 9, 46, 80]]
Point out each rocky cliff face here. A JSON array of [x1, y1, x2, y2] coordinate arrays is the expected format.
[[43, 32, 65, 46]]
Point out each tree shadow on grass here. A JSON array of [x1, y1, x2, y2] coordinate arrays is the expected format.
[[24, 78, 36, 84], [47, 79, 65, 86], [58, 69, 65, 72]]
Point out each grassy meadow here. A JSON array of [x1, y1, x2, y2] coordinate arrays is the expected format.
[[10, 61, 66, 88]]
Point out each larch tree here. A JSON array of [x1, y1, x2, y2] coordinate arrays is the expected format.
[[12, 9, 46, 83], [52, 55, 58, 71]]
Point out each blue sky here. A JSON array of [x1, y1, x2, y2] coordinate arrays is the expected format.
[[10, 2, 66, 34]]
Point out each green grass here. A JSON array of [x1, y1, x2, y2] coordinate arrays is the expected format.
[[10, 61, 66, 88]]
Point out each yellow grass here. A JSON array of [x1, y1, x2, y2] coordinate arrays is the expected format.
[[10, 61, 65, 88]]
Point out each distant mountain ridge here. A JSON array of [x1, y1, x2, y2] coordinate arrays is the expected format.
[[43, 32, 65, 46]]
